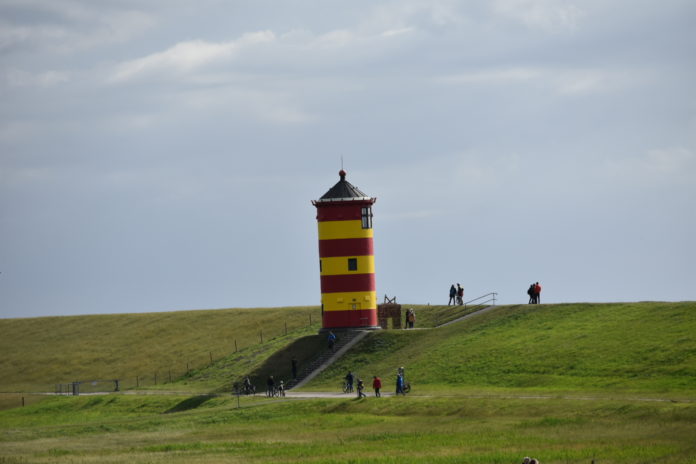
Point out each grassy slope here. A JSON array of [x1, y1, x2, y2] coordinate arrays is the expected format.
[[0, 306, 320, 392], [308, 302, 696, 394], [1, 302, 696, 463], [1, 394, 695, 463]]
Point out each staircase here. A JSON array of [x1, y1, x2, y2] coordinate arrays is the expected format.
[[286, 330, 368, 390]]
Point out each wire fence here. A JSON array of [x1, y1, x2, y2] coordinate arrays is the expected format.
[[53, 312, 321, 395]]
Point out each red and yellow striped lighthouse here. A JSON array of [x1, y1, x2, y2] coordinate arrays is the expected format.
[[312, 170, 379, 330]]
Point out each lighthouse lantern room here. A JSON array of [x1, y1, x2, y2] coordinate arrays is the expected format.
[[312, 170, 380, 330]]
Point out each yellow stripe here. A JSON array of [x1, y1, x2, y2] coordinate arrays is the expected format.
[[322, 291, 377, 311], [321, 256, 374, 276], [318, 220, 373, 240]]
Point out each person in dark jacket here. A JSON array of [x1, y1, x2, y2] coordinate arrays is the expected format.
[[357, 378, 366, 398], [345, 371, 354, 392], [291, 358, 298, 380], [448, 284, 456, 305]]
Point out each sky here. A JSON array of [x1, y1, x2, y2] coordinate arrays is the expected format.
[[1, 0, 695, 319]]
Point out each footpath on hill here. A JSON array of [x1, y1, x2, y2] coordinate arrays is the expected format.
[[47, 389, 693, 404]]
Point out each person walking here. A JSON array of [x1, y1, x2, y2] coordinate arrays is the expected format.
[[395, 367, 406, 395], [291, 358, 298, 380], [327, 331, 336, 352], [527, 284, 536, 304], [456, 284, 464, 305], [407, 309, 416, 329], [357, 378, 366, 398], [448, 284, 456, 305], [266, 375, 275, 397], [535, 282, 542, 304], [345, 371, 354, 393], [372, 376, 382, 397]]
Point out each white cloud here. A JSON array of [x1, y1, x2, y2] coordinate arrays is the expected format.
[[604, 147, 696, 183], [5, 68, 70, 87], [437, 66, 642, 96], [109, 31, 275, 83], [0, 3, 154, 54], [493, 0, 585, 31], [436, 67, 542, 85]]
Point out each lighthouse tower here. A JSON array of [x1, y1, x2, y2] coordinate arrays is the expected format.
[[312, 170, 380, 330]]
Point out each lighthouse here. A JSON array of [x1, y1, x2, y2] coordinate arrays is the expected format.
[[312, 170, 380, 330]]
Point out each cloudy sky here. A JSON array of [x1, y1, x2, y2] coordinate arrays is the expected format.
[[1, 0, 694, 318]]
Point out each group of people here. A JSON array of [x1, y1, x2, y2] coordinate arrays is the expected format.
[[526, 282, 542, 304], [448, 283, 464, 305], [344, 367, 407, 398], [265, 375, 285, 397]]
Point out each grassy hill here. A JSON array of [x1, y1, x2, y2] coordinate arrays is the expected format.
[[1, 301, 695, 463], [308, 302, 696, 394], [0, 306, 321, 392], [1, 302, 694, 396]]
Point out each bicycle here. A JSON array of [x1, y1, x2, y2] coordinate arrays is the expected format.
[[342, 382, 354, 393], [233, 382, 256, 396]]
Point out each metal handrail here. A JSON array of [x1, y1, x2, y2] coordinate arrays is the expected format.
[[464, 292, 498, 309]]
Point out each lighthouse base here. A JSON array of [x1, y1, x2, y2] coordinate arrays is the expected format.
[[320, 309, 381, 331]]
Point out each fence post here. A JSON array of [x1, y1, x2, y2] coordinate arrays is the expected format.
[[168, 370, 172, 383], [209, 352, 213, 365], [234, 340, 238, 352]]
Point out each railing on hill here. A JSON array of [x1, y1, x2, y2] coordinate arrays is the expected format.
[[464, 292, 498, 309]]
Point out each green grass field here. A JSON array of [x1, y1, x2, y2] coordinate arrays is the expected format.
[[1, 393, 694, 463], [0, 306, 321, 392], [1, 301, 695, 463]]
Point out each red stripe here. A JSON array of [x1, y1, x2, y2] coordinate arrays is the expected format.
[[321, 274, 375, 293], [322, 309, 378, 329], [316, 203, 372, 221], [319, 238, 374, 258]]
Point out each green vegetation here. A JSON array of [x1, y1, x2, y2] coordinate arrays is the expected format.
[[1, 301, 695, 463], [0, 306, 320, 392], [1, 393, 694, 463], [311, 302, 696, 394]]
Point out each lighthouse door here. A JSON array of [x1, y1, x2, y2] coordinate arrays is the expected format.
[[351, 303, 362, 326]]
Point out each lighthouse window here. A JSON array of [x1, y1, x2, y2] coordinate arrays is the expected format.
[[348, 258, 358, 271], [361, 207, 373, 229]]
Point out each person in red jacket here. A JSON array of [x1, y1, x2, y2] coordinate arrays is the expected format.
[[372, 376, 382, 397], [535, 282, 542, 304]]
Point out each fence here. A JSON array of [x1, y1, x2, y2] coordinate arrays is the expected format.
[[53, 312, 320, 393]]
